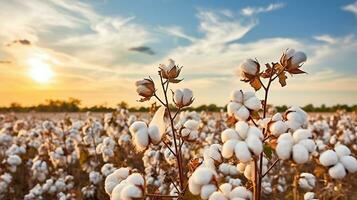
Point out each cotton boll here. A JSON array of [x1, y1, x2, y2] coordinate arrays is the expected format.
[[293, 129, 312, 143], [243, 91, 255, 101], [246, 135, 263, 156], [188, 178, 201, 195], [237, 163, 246, 173], [222, 139, 238, 159], [319, 150, 338, 167], [192, 167, 215, 185], [334, 145, 351, 158], [126, 173, 144, 186], [148, 126, 161, 144], [235, 106, 250, 121], [209, 192, 228, 200], [235, 141, 252, 163], [120, 184, 143, 200], [340, 156, 357, 173], [129, 121, 147, 133], [328, 163, 346, 179], [149, 106, 166, 136], [272, 113, 283, 121], [231, 90, 243, 103], [133, 129, 149, 150], [219, 183, 232, 196], [111, 182, 129, 200], [227, 102, 242, 116], [276, 140, 292, 160], [304, 192, 315, 200], [292, 144, 309, 164], [247, 126, 263, 140], [244, 163, 253, 180], [298, 139, 316, 153], [277, 133, 294, 144], [244, 97, 261, 110], [229, 186, 252, 199], [200, 184, 217, 199], [235, 122, 249, 139], [221, 129, 239, 143], [270, 121, 287, 136]]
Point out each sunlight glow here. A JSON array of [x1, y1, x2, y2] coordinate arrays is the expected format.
[[28, 55, 54, 83]]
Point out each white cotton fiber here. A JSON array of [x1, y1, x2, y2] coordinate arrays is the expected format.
[[292, 144, 309, 164], [148, 126, 161, 144], [126, 173, 144, 186], [293, 129, 312, 143], [209, 192, 227, 200], [222, 139, 238, 159], [200, 184, 217, 199], [244, 97, 261, 110], [235, 106, 250, 121], [221, 129, 239, 143], [298, 139, 316, 153], [119, 184, 143, 200], [334, 145, 351, 158], [319, 150, 338, 167], [188, 178, 201, 195], [219, 183, 232, 196], [192, 167, 214, 185], [340, 156, 357, 173], [328, 163, 346, 179], [235, 121, 249, 139], [276, 140, 292, 160], [235, 141, 252, 163], [246, 135, 263, 156]]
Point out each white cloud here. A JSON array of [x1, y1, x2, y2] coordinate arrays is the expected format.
[[158, 26, 197, 42], [241, 3, 285, 16], [342, 1, 357, 16]]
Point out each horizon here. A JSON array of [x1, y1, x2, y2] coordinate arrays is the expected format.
[[1, 0, 357, 107]]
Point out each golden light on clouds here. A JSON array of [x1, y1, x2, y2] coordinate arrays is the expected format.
[[27, 54, 54, 83]]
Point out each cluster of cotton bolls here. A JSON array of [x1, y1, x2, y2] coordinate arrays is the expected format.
[[129, 107, 166, 151], [227, 90, 261, 121], [319, 144, 357, 179], [207, 183, 252, 200], [31, 159, 49, 182], [96, 137, 116, 162], [221, 121, 263, 163], [298, 173, 316, 190], [0, 173, 12, 197], [276, 129, 316, 164], [105, 168, 146, 200], [24, 175, 74, 200]]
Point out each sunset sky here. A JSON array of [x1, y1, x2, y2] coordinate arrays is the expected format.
[[0, 0, 356, 107]]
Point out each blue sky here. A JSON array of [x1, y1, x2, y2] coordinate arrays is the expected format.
[[0, 0, 356, 107]]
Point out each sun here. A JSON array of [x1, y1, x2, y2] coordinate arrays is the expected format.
[[28, 56, 54, 83]]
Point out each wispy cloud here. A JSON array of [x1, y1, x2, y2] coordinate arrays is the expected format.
[[342, 1, 357, 16], [128, 46, 155, 55], [241, 3, 285, 16]]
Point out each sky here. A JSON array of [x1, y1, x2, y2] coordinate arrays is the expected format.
[[0, 0, 356, 107]]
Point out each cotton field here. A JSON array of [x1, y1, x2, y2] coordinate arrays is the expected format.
[[1, 52, 357, 200]]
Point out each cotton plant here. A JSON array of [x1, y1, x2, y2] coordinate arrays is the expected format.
[[188, 49, 315, 200]]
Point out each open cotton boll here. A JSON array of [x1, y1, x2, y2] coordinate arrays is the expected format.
[[133, 129, 149, 150], [299, 173, 315, 190], [246, 134, 263, 156], [231, 90, 244, 103], [149, 106, 166, 136], [209, 192, 228, 200], [244, 97, 261, 110], [340, 156, 357, 173], [247, 126, 263, 140], [200, 184, 217, 199], [293, 129, 312, 143], [204, 144, 222, 163], [111, 181, 129, 200], [328, 163, 346, 179], [222, 139, 238, 159], [229, 186, 252, 199], [129, 121, 147, 133], [298, 139, 316, 153], [191, 167, 215, 186], [104, 168, 130, 194], [235, 106, 250, 121], [277, 133, 294, 144], [319, 150, 338, 167], [270, 121, 287, 136], [276, 140, 292, 160], [188, 178, 201, 195], [148, 126, 161, 144], [119, 184, 143, 200], [304, 192, 316, 200], [221, 129, 239, 143], [235, 142, 252, 162], [227, 102, 242, 117], [334, 145, 351, 158], [219, 183, 233, 196], [235, 122, 249, 139], [292, 144, 309, 164], [126, 173, 144, 186]]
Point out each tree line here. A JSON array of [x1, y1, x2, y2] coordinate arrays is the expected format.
[[0, 98, 356, 113]]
